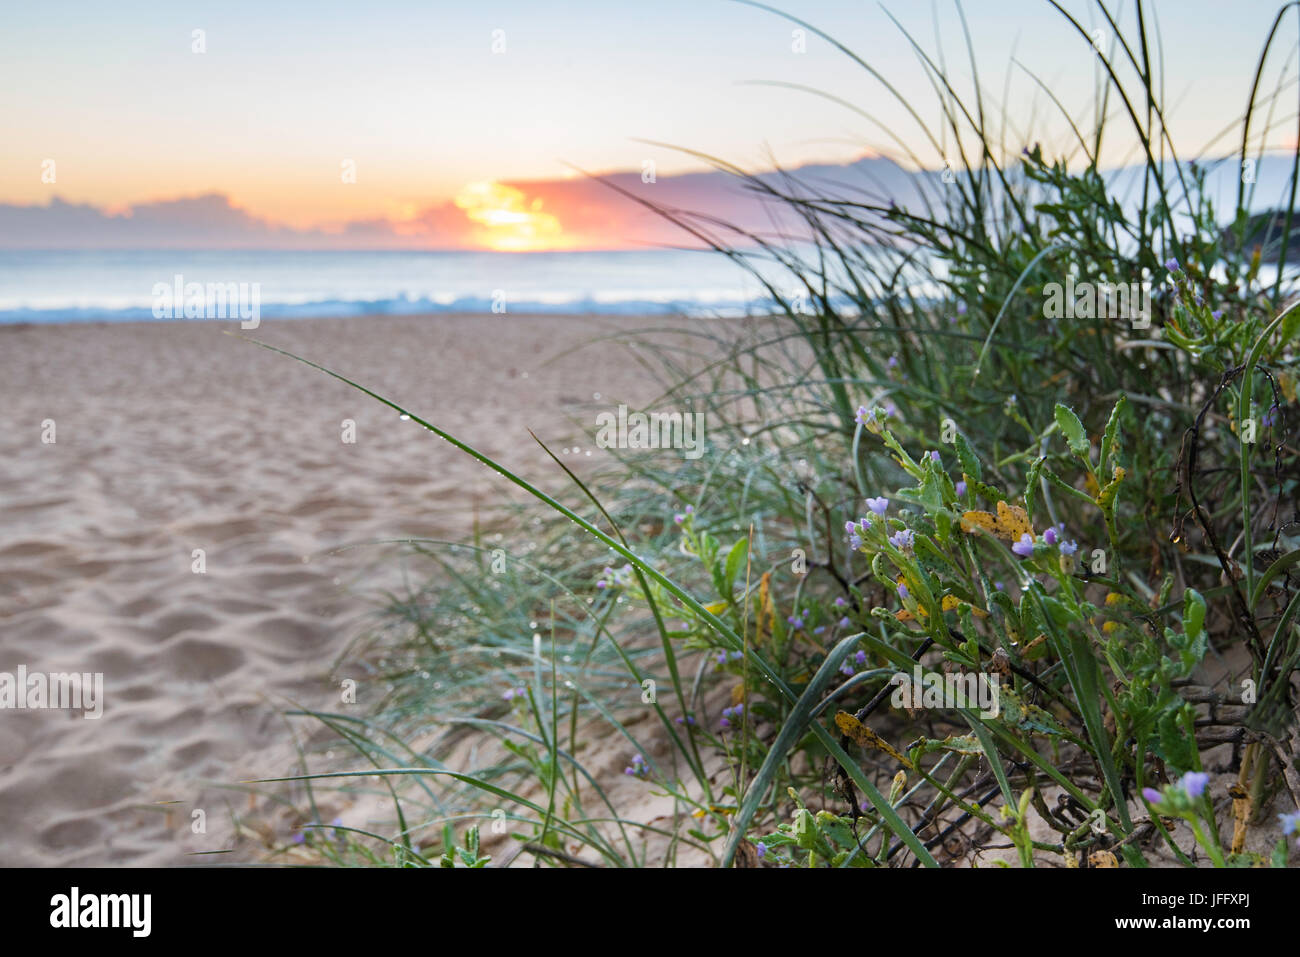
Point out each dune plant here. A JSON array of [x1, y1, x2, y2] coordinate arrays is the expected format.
[[256, 0, 1300, 867]]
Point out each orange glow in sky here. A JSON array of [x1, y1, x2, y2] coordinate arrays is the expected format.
[[453, 181, 565, 251]]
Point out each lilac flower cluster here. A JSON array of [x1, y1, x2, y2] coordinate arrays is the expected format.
[[840, 649, 869, 677], [719, 703, 745, 729], [1011, 524, 1079, 560], [624, 753, 650, 778], [855, 403, 897, 431], [1142, 770, 1209, 804], [1279, 811, 1300, 846], [595, 563, 635, 590]]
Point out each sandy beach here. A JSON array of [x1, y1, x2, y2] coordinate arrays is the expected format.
[[0, 313, 679, 866]]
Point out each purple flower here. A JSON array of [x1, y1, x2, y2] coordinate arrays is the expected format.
[[715, 651, 728, 665], [838, 617, 851, 628], [897, 583, 910, 600], [674, 513, 685, 525], [1060, 540, 1079, 557], [1012, 533, 1035, 558], [866, 497, 889, 515], [848, 534, 863, 550], [854, 650, 867, 666], [786, 616, 804, 630], [928, 450, 940, 463], [834, 597, 848, 608], [813, 625, 825, 635], [685, 504, 694, 514], [840, 662, 855, 676], [596, 580, 608, 589], [756, 842, 767, 859], [1043, 527, 1058, 546], [888, 529, 915, 551], [845, 520, 858, 535], [291, 831, 306, 845], [888, 355, 899, 369], [955, 480, 967, 496], [1165, 258, 1181, 274], [1180, 771, 1209, 798], [1279, 811, 1300, 836], [1142, 787, 1164, 804], [855, 405, 876, 428], [625, 754, 650, 778], [957, 302, 967, 315], [994, 581, 1006, 591], [720, 704, 744, 730], [1211, 309, 1223, 320]]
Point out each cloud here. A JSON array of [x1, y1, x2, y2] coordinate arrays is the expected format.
[[0, 155, 928, 251], [38, 153, 1290, 251]]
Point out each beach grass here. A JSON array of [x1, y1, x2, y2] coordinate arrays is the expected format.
[[253, 1, 1300, 867]]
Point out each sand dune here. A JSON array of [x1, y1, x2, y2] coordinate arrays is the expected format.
[[0, 314, 672, 865]]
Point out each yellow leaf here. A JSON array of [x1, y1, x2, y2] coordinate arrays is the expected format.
[[1280, 371, 1297, 403], [731, 683, 747, 706], [961, 500, 1034, 541], [834, 711, 913, 769]]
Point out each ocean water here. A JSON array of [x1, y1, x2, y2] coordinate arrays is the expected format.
[[0, 249, 790, 323]]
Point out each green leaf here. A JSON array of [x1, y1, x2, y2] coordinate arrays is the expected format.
[[1156, 708, 1195, 771], [723, 536, 749, 601], [1100, 395, 1127, 474], [955, 432, 982, 481], [1054, 403, 1090, 461], [1182, 588, 1206, 644]]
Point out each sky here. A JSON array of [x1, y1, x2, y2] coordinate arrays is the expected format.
[[0, 1, 1294, 250]]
